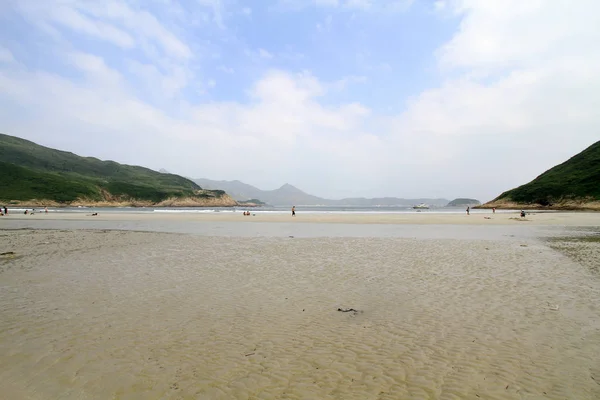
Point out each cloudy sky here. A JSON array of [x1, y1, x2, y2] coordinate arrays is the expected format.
[[1, 0, 598, 201]]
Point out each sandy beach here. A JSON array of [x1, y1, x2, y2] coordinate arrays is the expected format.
[[1, 213, 599, 399]]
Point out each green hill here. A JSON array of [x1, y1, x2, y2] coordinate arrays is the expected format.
[[447, 198, 481, 207], [484, 140, 600, 210], [0, 133, 234, 206]]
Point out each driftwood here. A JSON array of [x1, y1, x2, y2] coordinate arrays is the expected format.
[[337, 308, 362, 316]]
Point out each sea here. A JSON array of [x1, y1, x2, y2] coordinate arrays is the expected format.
[[10, 205, 527, 215]]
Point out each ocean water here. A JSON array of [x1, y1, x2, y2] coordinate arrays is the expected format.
[[8, 205, 529, 215]]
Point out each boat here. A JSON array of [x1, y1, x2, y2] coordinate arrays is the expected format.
[[412, 203, 429, 209]]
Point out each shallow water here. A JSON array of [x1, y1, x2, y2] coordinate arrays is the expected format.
[[1, 230, 599, 399], [0, 217, 573, 240]]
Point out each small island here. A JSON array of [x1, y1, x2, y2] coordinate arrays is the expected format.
[[237, 198, 266, 207], [447, 198, 481, 207]]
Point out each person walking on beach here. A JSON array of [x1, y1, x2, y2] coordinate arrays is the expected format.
[[466, 206, 470, 215], [492, 207, 496, 214], [292, 206, 296, 217], [2, 206, 6, 215]]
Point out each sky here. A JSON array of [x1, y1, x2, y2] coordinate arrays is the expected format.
[[1, 0, 599, 202]]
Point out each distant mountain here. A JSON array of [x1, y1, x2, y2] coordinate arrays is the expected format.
[[0, 133, 236, 207], [193, 178, 449, 207], [193, 179, 325, 205], [193, 178, 267, 202], [483, 140, 600, 210], [447, 198, 481, 207]]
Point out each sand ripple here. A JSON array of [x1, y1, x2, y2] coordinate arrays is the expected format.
[[1, 230, 599, 399]]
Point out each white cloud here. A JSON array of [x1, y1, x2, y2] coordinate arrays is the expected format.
[[344, 0, 372, 9], [12, 2, 135, 49], [0, 46, 15, 63], [127, 59, 192, 99], [218, 65, 235, 74], [279, 48, 305, 61], [356, 52, 392, 72], [84, 1, 192, 59], [438, 0, 600, 71], [330, 75, 368, 91], [245, 48, 275, 61], [278, 0, 413, 12], [316, 0, 340, 6], [1, 0, 599, 201], [196, 0, 226, 28], [12, 1, 192, 58], [52, 5, 135, 48], [258, 48, 274, 59], [316, 15, 333, 32]]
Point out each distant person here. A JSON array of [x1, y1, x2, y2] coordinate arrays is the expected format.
[[45, 206, 48, 213], [466, 206, 470, 215], [492, 207, 496, 214], [24, 210, 29, 215], [3, 206, 7, 215], [292, 206, 296, 217], [520, 210, 526, 218]]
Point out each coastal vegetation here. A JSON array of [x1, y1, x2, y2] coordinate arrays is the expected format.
[[0, 133, 236, 207], [237, 198, 267, 206], [481, 140, 600, 210]]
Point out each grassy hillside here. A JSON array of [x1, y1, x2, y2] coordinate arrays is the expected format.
[[489, 140, 600, 207], [0, 133, 230, 205], [1, 161, 100, 203], [0, 134, 197, 190]]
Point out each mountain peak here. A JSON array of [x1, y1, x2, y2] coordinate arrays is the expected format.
[[277, 183, 304, 194]]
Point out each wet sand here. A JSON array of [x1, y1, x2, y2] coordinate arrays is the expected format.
[[1, 223, 600, 399], [3, 210, 600, 226]]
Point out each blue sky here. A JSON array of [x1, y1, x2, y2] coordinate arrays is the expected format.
[[1, 0, 599, 201]]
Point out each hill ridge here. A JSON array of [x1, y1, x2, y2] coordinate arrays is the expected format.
[[0, 133, 236, 207], [481, 140, 600, 210]]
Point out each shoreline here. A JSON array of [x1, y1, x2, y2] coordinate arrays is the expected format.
[[477, 200, 600, 211], [3, 210, 600, 226]]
